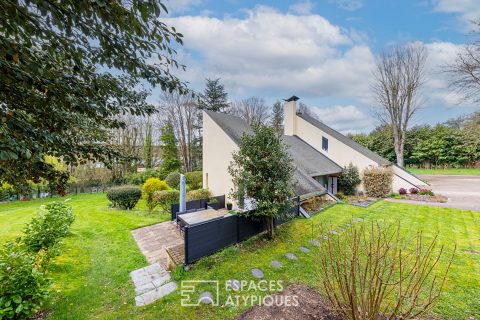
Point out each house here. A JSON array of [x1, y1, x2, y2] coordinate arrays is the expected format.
[[202, 97, 427, 204]]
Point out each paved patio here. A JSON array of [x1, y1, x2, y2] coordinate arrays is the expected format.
[[131, 221, 184, 269]]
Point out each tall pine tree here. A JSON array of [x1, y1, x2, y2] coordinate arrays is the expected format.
[[271, 101, 284, 136], [159, 122, 181, 174], [198, 78, 229, 112]]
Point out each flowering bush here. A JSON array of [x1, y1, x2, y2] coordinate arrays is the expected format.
[[398, 188, 407, 195], [142, 178, 170, 212], [409, 188, 419, 194]]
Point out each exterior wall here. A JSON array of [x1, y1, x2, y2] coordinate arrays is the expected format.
[[202, 112, 237, 204], [392, 165, 427, 187]]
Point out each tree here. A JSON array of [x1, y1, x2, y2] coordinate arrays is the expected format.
[[158, 92, 201, 171], [271, 100, 284, 136], [198, 78, 229, 112], [447, 21, 480, 103], [230, 96, 271, 126], [143, 117, 153, 169], [0, 1, 186, 192], [372, 43, 428, 167], [228, 124, 295, 239], [338, 163, 361, 195], [159, 122, 181, 174]]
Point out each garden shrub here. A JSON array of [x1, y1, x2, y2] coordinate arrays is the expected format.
[[106, 185, 141, 210], [338, 163, 361, 195], [335, 192, 347, 200], [165, 171, 181, 189], [0, 183, 15, 201], [363, 167, 393, 198], [398, 188, 407, 195], [124, 168, 167, 185], [185, 171, 203, 190], [186, 188, 211, 201], [153, 190, 180, 212], [409, 187, 419, 194], [0, 242, 49, 320], [418, 188, 434, 196], [23, 202, 75, 255], [142, 178, 170, 212]]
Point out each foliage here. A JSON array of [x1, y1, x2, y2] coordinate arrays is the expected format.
[[0, 0, 186, 192], [106, 186, 141, 210], [153, 190, 180, 212], [143, 118, 153, 169], [198, 78, 229, 112], [159, 122, 182, 174], [335, 192, 347, 201], [418, 188, 435, 196], [362, 167, 393, 198], [185, 171, 202, 190], [317, 222, 455, 320], [338, 163, 361, 195], [186, 188, 211, 201], [165, 171, 181, 189], [142, 178, 170, 212], [228, 124, 295, 238], [0, 182, 15, 201], [124, 168, 166, 185], [349, 112, 480, 168], [23, 202, 75, 256], [399, 187, 407, 195], [409, 187, 418, 194], [0, 242, 49, 320], [270, 101, 284, 136]]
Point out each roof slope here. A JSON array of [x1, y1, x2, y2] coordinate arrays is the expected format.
[[204, 110, 327, 195], [282, 135, 342, 176], [297, 113, 391, 165]]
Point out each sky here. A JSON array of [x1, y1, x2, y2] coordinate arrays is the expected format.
[[155, 0, 480, 133]]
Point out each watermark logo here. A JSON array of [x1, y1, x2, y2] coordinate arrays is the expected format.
[[180, 279, 298, 307], [180, 280, 219, 306]]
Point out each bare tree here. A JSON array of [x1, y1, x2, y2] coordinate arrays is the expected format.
[[298, 102, 320, 120], [158, 92, 201, 171], [372, 43, 428, 167], [447, 21, 480, 104], [230, 96, 270, 126]]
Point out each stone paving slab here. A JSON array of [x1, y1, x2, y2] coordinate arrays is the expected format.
[[310, 239, 320, 246], [251, 268, 264, 279], [227, 279, 241, 291], [299, 246, 310, 252], [328, 230, 339, 235], [270, 260, 282, 268], [131, 221, 184, 269], [135, 281, 178, 306], [285, 253, 297, 260]]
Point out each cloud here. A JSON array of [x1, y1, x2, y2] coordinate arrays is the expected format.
[[329, 0, 364, 11], [165, 0, 202, 13], [311, 105, 375, 133], [432, 0, 480, 30], [289, 1, 315, 15], [166, 6, 375, 100]]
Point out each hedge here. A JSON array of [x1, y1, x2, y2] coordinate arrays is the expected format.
[[363, 167, 393, 198], [106, 185, 142, 210]]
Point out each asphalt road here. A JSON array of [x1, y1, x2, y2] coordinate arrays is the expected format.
[[388, 175, 480, 211]]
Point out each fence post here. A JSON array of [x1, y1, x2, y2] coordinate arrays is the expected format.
[[183, 226, 189, 267]]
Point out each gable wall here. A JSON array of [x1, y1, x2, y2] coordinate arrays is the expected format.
[[202, 112, 237, 203]]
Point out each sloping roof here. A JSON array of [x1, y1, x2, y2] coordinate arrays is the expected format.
[[205, 110, 327, 195], [204, 110, 252, 144], [283, 135, 342, 176], [297, 113, 391, 166]]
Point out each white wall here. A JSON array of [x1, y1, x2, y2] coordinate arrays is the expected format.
[[202, 112, 237, 203]]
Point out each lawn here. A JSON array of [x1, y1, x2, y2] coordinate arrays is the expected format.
[[0, 194, 479, 319], [408, 167, 480, 176]]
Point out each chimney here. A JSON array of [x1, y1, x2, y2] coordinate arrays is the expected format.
[[284, 95, 299, 136]]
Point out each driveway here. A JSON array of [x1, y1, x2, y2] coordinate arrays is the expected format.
[[387, 175, 480, 211]]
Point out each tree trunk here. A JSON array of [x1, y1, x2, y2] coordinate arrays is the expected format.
[[393, 127, 405, 167], [265, 217, 275, 239]]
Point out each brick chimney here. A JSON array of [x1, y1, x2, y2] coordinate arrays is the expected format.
[[284, 95, 299, 136]]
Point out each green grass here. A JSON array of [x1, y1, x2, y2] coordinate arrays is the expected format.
[[0, 194, 479, 319], [408, 167, 480, 176]]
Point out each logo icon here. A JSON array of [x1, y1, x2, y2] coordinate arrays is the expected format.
[[181, 280, 219, 306]]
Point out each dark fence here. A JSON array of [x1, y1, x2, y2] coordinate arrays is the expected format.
[[171, 195, 226, 220], [184, 197, 300, 265]]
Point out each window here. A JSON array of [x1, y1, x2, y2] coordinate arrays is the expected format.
[[322, 136, 328, 151]]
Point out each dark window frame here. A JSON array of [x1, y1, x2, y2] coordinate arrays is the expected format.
[[322, 136, 328, 151]]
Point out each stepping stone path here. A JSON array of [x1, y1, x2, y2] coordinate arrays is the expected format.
[[329, 230, 339, 235], [271, 260, 282, 268], [285, 253, 297, 260], [226, 279, 241, 291], [199, 291, 214, 304], [251, 268, 264, 279], [299, 246, 310, 252], [310, 239, 320, 246], [130, 263, 177, 306], [321, 235, 329, 239]]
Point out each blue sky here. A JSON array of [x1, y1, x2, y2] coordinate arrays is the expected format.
[[157, 0, 480, 133]]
